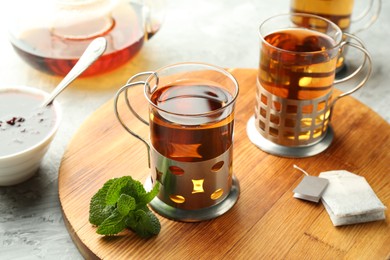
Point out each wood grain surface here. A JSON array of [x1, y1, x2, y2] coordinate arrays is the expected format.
[[58, 68, 390, 259]]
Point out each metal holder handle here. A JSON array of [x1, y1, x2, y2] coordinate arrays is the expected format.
[[351, 0, 381, 34], [332, 33, 372, 107], [113, 71, 159, 168]]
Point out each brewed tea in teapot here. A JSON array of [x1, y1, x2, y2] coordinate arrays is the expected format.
[[8, 0, 164, 76]]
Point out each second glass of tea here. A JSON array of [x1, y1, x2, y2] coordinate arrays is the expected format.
[[114, 62, 240, 222], [247, 13, 372, 158], [290, 0, 381, 34], [290, 0, 381, 72]]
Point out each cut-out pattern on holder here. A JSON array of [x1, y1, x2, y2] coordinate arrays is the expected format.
[[151, 146, 232, 210], [192, 179, 205, 194], [255, 84, 332, 146]]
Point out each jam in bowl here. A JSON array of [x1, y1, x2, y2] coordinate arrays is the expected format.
[[0, 86, 61, 185]]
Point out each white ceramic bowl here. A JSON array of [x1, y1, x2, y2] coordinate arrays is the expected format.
[[0, 86, 61, 186]]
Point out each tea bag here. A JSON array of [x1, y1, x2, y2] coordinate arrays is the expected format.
[[292, 165, 329, 203], [319, 170, 387, 226]]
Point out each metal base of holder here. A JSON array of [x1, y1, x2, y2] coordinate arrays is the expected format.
[[144, 176, 240, 222], [246, 116, 334, 158]]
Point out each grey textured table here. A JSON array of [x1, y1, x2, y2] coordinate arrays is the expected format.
[[0, 0, 389, 259]]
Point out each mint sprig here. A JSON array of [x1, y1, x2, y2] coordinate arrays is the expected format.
[[89, 176, 160, 238]]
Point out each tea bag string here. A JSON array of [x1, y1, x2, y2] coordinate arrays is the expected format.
[[293, 164, 310, 176]]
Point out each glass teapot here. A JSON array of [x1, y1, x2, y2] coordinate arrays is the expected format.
[[8, 0, 164, 76]]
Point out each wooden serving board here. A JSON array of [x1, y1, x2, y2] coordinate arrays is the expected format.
[[59, 68, 390, 259]]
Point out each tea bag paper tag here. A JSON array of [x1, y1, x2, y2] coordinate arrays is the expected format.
[[319, 170, 387, 226], [293, 175, 329, 203], [292, 165, 329, 203]]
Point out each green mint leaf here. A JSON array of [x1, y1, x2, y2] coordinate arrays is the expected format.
[[137, 182, 160, 207], [90, 205, 116, 226], [106, 176, 131, 205], [117, 194, 136, 216], [89, 176, 161, 238], [131, 209, 161, 238], [89, 178, 117, 225], [125, 211, 137, 230], [143, 210, 161, 236], [124, 177, 147, 201], [96, 209, 127, 235]]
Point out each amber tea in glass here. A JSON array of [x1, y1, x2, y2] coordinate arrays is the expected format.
[[247, 13, 372, 157], [115, 63, 240, 222], [291, 0, 355, 31], [150, 82, 234, 162], [290, 0, 381, 72], [260, 28, 338, 101], [290, 0, 381, 33]]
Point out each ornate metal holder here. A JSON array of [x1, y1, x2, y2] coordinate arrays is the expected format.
[[145, 146, 239, 222], [247, 116, 334, 158], [247, 84, 334, 158]]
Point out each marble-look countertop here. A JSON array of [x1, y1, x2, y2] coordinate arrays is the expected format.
[[0, 0, 389, 259]]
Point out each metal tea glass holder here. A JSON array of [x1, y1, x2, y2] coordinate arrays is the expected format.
[[246, 84, 334, 158], [114, 63, 240, 222]]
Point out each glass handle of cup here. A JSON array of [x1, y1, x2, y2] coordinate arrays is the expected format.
[[143, 0, 165, 39], [332, 34, 373, 107], [351, 0, 381, 34], [114, 73, 154, 168]]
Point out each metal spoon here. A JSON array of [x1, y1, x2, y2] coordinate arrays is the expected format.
[[41, 37, 107, 107]]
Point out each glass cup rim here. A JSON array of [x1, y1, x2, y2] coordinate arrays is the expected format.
[[143, 62, 239, 117], [258, 13, 344, 55]]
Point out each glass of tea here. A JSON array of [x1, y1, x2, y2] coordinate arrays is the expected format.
[[290, 0, 381, 33], [8, 0, 165, 77], [247, 13, 372, 158], [290, 0, 381, 72], [114, 62, 240, 222]]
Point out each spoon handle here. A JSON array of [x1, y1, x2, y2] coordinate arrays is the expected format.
[[41, 37, 107, 107]]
